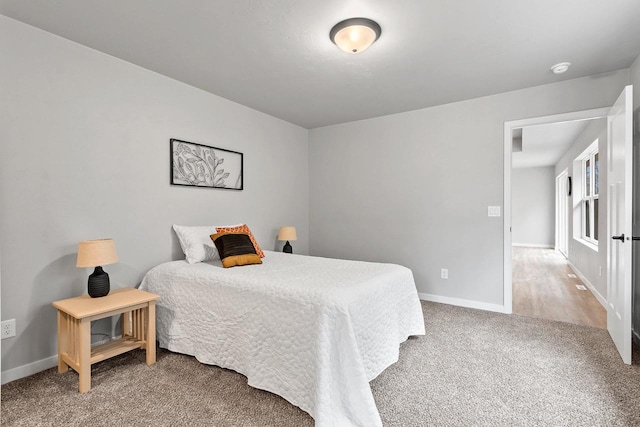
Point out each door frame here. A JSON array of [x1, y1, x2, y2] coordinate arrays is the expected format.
[[503, 107, 610, 314]]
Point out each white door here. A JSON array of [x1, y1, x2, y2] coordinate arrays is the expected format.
[[607, 85, 633, 364], [556, 170, 569, 257]]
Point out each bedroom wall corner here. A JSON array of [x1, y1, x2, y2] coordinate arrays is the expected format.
[[0, 16, 309, 378]]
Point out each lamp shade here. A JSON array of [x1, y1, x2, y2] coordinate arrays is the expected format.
[[76, 239, 118, 268], [330, 18, 381, 54], [278, 227, 297, 241]]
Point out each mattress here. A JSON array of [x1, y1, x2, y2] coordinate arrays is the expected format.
[[139, 251, 425, 426]]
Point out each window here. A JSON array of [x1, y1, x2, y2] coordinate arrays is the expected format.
[[581, 147, 599, 245]]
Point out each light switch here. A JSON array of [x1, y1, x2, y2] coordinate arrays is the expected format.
[[488, 206, 501, 217]]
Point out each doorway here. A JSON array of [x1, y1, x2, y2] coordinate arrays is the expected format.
[[504, 85, 635, 364], [503, 107, 609, 314], [509, 116, 606, 328]]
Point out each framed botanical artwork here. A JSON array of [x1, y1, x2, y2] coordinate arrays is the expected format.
[[170, 139, 243, 190]]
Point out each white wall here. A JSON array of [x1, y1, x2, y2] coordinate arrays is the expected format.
[[511, 167, 555, 247], [554, 119, 608, 302], [309, 70, 629, 308], [0, 17, 309, 374]]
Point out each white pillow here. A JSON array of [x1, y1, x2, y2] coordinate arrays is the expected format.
[[173, 224, 242, 264]]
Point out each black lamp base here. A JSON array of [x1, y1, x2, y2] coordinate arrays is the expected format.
[[283, 241, 293, 254], [88, 266, 110, 298]]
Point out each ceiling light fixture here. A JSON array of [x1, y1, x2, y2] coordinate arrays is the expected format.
[[551, 62, 571, 74], [330, 17, 381, 54]]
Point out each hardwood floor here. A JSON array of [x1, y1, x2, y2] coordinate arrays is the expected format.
[[513, 247, 606, 328]]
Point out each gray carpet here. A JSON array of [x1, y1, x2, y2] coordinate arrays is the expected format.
[[2, 301, 640, 426]]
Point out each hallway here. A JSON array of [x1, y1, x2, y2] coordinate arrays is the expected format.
[[513, 247, 606, 328]]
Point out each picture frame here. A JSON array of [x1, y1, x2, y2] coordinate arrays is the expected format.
[[170, 139, 243, 190]]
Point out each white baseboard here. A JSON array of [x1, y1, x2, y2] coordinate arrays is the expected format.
[[1, 336, 113, 385], [419, 293, 505, 313], [567, 261, 607, 309], [512, 243, 554, 249], [1, 354, 59, 385]]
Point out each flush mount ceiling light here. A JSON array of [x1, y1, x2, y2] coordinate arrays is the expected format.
[[551, 62, 571, 74], [330, 17, 381, 54]]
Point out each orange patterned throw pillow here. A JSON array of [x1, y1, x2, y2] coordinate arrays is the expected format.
[[210, 232, 262, 268], [215, 224, 264, 258]]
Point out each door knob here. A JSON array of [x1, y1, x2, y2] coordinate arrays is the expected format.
[[612, 234, 625, 242]]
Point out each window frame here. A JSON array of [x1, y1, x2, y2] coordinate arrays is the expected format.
[[581, 146, 599, 246]]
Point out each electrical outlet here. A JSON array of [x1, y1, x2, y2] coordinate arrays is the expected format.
[[441, 268, 448, 279], [599, 266, 602, 277], [1, 319, 16, 339], [488, 206, 501, 217]]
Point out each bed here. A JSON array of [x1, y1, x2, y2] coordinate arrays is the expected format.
[[139, 250, 425, 426]]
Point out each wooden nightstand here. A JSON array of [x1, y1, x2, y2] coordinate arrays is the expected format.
[[52, 287, 160, 393]]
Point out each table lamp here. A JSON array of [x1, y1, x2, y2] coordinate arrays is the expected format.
[[278, 226, 297, 254], [76, 239, 118, 298]]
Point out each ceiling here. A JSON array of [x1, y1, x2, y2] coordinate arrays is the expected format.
[[512, 119, 594, 169], [2, 0, 640, 129]]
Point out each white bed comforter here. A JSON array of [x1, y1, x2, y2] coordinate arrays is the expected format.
[[139, 251, 425, 426]]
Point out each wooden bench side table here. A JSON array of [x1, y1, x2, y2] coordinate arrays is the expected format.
[[52, 287, 160, 393]]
